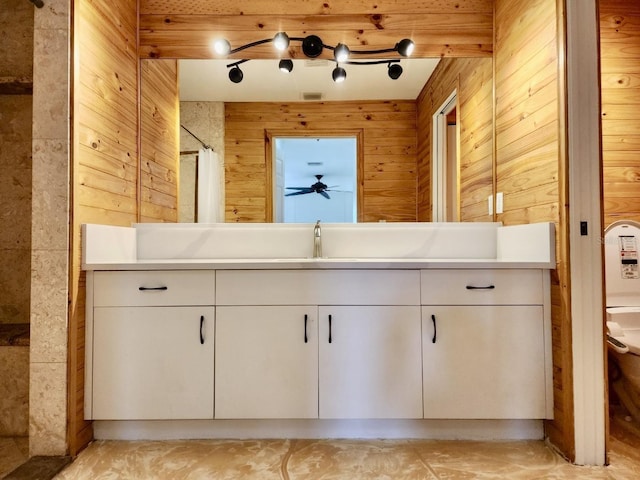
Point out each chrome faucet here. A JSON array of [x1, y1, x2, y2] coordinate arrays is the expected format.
[[313, 220, 322, 258]]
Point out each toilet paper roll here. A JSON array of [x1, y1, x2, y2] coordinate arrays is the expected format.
[[607, 321, 625, 337]]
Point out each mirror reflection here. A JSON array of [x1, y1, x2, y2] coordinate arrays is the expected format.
[[142, 55, 494, 224], [174, 58, 439, 223], [275, 136, 357, 223]]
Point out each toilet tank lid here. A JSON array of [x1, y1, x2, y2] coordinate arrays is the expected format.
[[607, 307, 640, 314]]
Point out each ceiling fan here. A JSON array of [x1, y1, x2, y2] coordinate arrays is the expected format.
[[285, 174, 338, 199]]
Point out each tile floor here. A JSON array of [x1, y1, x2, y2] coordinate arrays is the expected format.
[[1, 415, 638, 479], [49, 419, 639, 480], [0, 437, 28, 478]]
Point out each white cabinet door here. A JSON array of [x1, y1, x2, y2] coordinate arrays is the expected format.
[[318, 306, 423, 419], [215, 306, 318, 418], [422, 306, 546, 419], [92, 306, 215, 420]]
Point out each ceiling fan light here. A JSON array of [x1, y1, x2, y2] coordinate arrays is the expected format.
[[273, 32, 290, 51], [302, 35, 324, 58], [213, 38, 231, 56], [396, 38, 415, 57], [278, 59, 294, 73], [388, 63, 403, 80], [332, 66, 347, 83], [334, 43, 350, 63], [228, 65, 244, 83]]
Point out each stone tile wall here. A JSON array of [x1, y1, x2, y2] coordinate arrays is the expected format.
[[0, 0, 33, 325], [29, 0, 71, 456]]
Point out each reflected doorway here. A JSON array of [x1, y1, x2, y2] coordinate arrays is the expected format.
[[432, 90, 459, 222], [272, 136, 358, 223]]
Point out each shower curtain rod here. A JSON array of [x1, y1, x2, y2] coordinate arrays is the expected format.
[[180, 124, 212, 151]]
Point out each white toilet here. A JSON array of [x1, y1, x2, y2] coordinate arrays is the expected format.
[[605, 220, 640, 422]]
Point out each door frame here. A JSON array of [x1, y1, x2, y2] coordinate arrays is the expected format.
[[566, 0, 606, 466], [265, 129, 365, 222], [432, 90, 459, 222]]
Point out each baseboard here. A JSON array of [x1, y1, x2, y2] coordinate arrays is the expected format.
[[94, 419, 544, 441]]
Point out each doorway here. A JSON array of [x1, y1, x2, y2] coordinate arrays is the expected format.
[[432, 90, 459, 222], [268, 133, 361, 223]]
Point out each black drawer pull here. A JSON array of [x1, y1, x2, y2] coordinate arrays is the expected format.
[[304, 314, 308, 344], [200, 315, 205, 344], [431, 314, 437, 344], [465, 285, 495, 290], [328, 314, 332, 344], [138, 286, 168, 291]]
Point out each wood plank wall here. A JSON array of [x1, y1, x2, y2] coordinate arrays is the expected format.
[[224, 101, 417, 222], [70, 0, 179, 455], [70, 0, 139, 454], [140, 59, 180, 222], [416, 57, 494, 222], [600, 0, 640, 227], [494, 0, 572, 458], [138, 0, 493, 60]]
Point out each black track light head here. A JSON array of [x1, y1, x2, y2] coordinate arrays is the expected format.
[[214, 38, 231, 56], [228, 66, 244, 83], [334, 43, 350, 63], [388, 63, 403, 80], [332, 66, 347, 83], [396, 38, 415, 57], [273, 32, 290, 51], [302, 35, 324, 58], [279, 59, 294, 73]]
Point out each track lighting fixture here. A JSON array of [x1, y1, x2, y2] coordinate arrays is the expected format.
[[278, 59, 294, 73], [332, 65, 347, 83], [387, 62, 403, 80], [217, 33, 414, 83]]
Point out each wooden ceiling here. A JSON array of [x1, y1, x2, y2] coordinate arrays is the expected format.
[[139, 0, 494, 59]]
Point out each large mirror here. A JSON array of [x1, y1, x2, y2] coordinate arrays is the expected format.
[[141, 55, 495, 224]]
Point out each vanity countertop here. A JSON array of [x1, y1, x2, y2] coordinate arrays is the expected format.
[[83, 258, 554, 271], [81, 222, 556, 271]]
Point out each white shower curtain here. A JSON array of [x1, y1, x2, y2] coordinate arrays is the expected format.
[[197, 148, 223, 223]]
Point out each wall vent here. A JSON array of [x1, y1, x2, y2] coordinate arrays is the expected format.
[[304, 59, 329, 67], [302, 92, 323, 101]]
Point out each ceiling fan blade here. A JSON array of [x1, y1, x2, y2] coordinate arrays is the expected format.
[[285, 189, 313, 197], [319, 190, 331, 199], [286, 186, 312, 190]]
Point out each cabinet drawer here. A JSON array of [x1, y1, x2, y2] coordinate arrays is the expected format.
[[93, 271, 215, 306], [421, 269, 543, 305], [216, 270, 420, 305]]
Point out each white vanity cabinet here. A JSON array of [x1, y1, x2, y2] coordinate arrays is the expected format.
[[87, 271, 215, 420], [215, 306, 318, 419], [215, 270, 422, 419], [318, 305, 422, 418], [421, 270, 550, 419]]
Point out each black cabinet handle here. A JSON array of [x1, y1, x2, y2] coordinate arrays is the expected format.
[[465, 285, 495, 290], [200, 315, 205, 344], [328, 314, 332, 343], [304, 314, 308, 344], [431, 314, 437, 344], [138, 286, 168, 291]]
